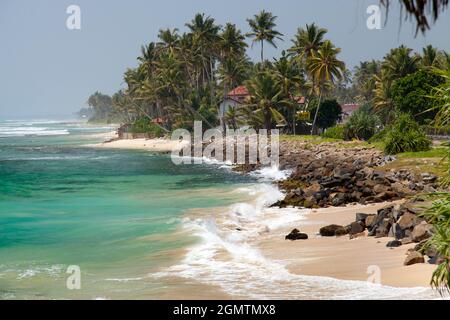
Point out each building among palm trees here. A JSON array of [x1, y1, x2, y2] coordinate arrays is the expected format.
[[219, 85, 306, 130], [340, 103, 360, 123], [219, 86, 250, 121]]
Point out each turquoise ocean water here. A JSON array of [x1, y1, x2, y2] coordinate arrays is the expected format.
[[0, 119, 253, 299], [0, 119, 439, 300]]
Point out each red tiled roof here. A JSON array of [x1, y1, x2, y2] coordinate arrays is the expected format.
[[294, 96, 306, 104], [151, 118, 164, 124], [341, 104, 360, 114], [227, 86, 249, 97]]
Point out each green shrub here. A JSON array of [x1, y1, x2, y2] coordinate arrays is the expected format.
[[131, 118, 165, 137], [368, 127, 388, 143], [344, 109, 379, 140], [383, 114, 432, 154], [321, 125, 344, 139]]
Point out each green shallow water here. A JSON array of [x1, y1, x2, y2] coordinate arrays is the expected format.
[[0, 120, 253, 299]]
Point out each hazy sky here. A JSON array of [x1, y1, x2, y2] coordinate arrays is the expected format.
[[1, 0, 449, 118]]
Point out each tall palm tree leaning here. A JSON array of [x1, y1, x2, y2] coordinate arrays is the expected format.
[[246, 10, 283, 62], [288, 23, 327, 62], [306, 40, 346, 135]]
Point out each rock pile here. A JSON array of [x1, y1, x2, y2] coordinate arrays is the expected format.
[[319, 202, 440, 266], [273, 142, 438, 208]]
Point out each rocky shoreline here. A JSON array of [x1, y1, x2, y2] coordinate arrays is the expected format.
[[237, 139, 444, 270]]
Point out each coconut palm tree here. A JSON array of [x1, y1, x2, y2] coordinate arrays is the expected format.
[[288, 23, 327, 62], [306, 40, 346, 134], [420, 45, 447, 69], [381, 45, 420, 81], [186, 13, 221, 104], [273, 52, 305, 133], [157, 28, 180, 55], [246, 10, 283, 62], [244, 71, 287, 130], [218, 23, 248, 60]]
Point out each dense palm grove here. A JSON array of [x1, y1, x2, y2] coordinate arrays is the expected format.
[[80, 11, 449, 142], [80, 11, 450, 293]]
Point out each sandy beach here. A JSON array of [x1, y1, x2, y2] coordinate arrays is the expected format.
[[91, 138, 437, 292], [90, 137, 189, 153], [258, 202, 435, 288]]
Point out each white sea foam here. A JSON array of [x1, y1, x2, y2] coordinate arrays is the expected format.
[[0, 126, 69, 137], [153, 183, 437, 300], [250, 165, 292, 181]]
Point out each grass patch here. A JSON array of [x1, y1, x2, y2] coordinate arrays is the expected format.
[[397, 147, 449, 159], [382, 147, 449, 179]]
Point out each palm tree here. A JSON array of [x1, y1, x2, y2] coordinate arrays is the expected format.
[[421, 45, 447, 69], [218, 23, 247, 60], [246, 10, 283, 62], [306, 40, 345, 134], [244, 71, 287, 130], [137, 42, 159, 76], [353, 60, 381, 102], [157, 28, 180, 55], [186, 13, 221, 104], [381, 45, 420, 81], [224, 106, 240, 130], [288, 23, 327, 62], [273, 52, 305, 133]]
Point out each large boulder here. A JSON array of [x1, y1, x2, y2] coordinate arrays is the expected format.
[[404, 251, 425, 266], [285, 229, 308, 241], [365, 214, 377, 229], [411, 222, 434, 243], [375, 218, 392, 238], [349, 221, 365, 235], [320, 224, 345, 237], [397, 212, 417, 230]]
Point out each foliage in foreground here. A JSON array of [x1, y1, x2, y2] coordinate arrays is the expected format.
[[383, 114, 431, 154], [421, 194, 450, 296]]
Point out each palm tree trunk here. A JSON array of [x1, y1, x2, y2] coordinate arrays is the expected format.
[[261, 41, 264, 63], [311, 92, 322, 135]]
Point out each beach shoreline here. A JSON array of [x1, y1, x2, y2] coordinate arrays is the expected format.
[[92, 136, 438, 296], [88, 137, 189, 153]]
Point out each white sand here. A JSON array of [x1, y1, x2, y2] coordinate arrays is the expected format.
[[90, 138, 189, 153]]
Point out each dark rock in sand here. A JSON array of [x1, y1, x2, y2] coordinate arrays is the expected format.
[[285, 229, 308, 241], [386, 240, 402, 248], [349, 221, 365, 235], [319, 224, 345, 237], [404, 251, 425, 266]]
